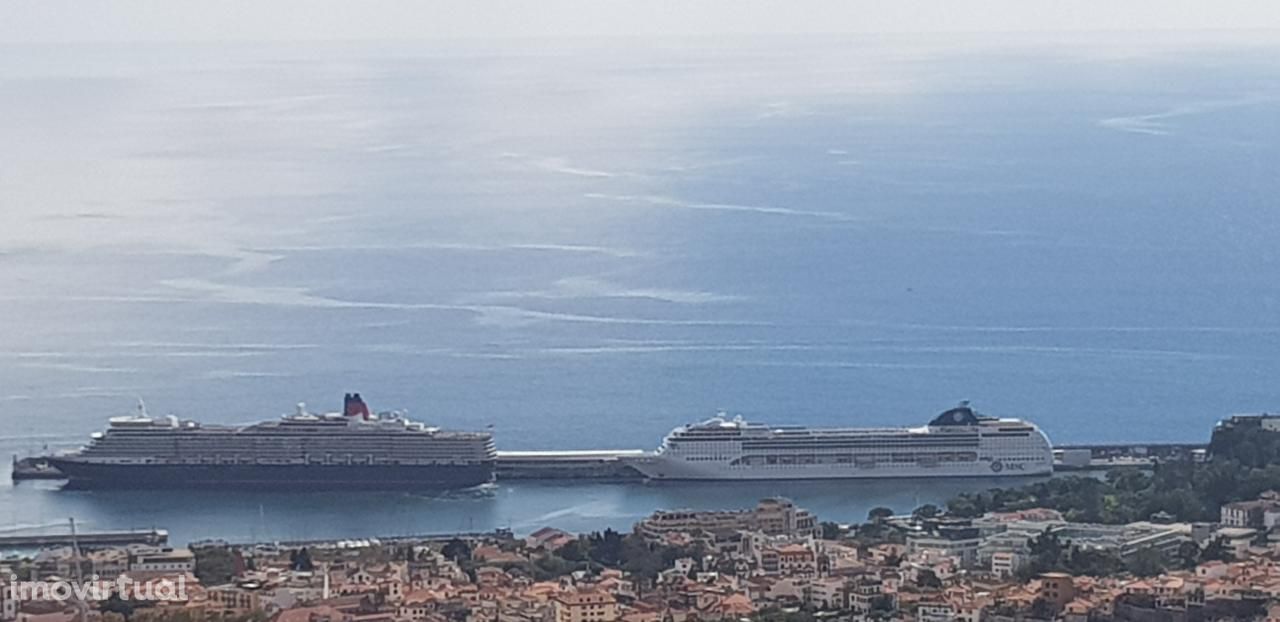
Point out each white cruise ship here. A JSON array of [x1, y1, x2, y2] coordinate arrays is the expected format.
[[623, 404, 1052, 480]]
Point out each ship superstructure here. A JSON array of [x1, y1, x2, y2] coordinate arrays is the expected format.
[[49, 394, 496, 489], [624, 404, 1052, 480]]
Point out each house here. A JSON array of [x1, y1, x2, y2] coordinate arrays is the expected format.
[[991, 551, 1023, 579], [528, 529, 577, 553], [127, 547, 196, 575], [1, 577, 17, 622], [273, 605, 353, 622], [906, 523, 981, 568], [1038, 573, 1075, 610], [915, 600, 954, 622], [774, 545, 816, 578], [803, 577, 847, 610], [550, 590, 618, 622], [1221, 500, 1276, 528]]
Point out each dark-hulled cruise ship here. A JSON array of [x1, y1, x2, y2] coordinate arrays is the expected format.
[[49, 394, 496, 490]]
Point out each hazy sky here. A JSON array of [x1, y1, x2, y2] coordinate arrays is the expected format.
[[3, 0, 1280, 44]]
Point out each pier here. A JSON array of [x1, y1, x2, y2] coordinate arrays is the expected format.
[[495, 449, 645, 479], [1052, 442, 1207, 470], [10, 450, 651, 482], [0, 528, 168, 550]]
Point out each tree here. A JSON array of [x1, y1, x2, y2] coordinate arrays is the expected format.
[[911, 504, 941, 521], [1125, 547, 1167, 577], [529, 553, 580, 581], [442, 538, 471, 562], [1025, 530, 1065, 575], [867, 507, 895, 523], [555, 538, 588, 562], [585, 529, 626, 566], [946, 495, 985, 518], [619, 535, 665, 579], [1175, 541, 1201, 570], [100, 593, 135, 620], [290, 547, 315, 572], [1029, 598, 1055, 620], [1199, 536, 1233, 563], [915, 568, 942, 589], [819, 521, 843, 540], [194, 546, 236, 585], [751, 607, 817, 622], [1065, 548, 1124, 577]]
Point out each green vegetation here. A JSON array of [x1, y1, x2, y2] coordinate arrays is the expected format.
[[915, 568, 942, 589], [441, 538, 472, 562], [288, 547, 314, 572], [866, 507, 895, 522], [845, 506, 904, 546], [818, 521, 843, 540], [910, 504, 941, 521], [751, 607, 817, 622], [99, 594, 136, 620], [948, 423, 1280, 524], [132, 610, 268, 622], [192, 545, 237, 586], [553, 528, 708, 581]]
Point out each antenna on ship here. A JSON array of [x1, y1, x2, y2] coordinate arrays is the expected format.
[[137, 397, 148, 418]]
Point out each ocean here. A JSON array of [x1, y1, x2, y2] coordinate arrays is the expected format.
[[1, 34, 1278, 545]]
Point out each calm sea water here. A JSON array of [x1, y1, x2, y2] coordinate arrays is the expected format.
[[2, 35, 1278, 545]]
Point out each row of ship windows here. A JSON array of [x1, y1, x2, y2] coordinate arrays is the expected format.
[[671, 442, 984, 450], [86, 449, 494, 458], [673, 434, 994, 441], [101, 456, 489, 465], [667, 452, 988, 465], [94, 440, 488, 449], [738, 453, 979, 465], [104, 433, 487, 442], [680, 452, 1047, 466], [104, 433, 490, 443], [92, 440, 489, 449]]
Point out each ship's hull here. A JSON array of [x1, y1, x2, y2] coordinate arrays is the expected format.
[[48, 459, 494, 490], [623, 456, 1052, 480]]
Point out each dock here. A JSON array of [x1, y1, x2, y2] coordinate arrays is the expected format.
[[11, 451, 650, 482], [1052, 442, 1207, 471], [495, 450, 645, 479], [0, 528, 168, 550]]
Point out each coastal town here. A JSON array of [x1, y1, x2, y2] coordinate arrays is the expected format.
[[7, 487, 1280, 622], [7, 3, 1280, 620], [6, 413, 1280, 622]]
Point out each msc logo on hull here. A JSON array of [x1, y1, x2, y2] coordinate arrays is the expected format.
[[989, 460, 1026, 473]]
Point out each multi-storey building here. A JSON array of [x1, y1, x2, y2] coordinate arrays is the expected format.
[[550, 591, 618, 622], [637, 498, 817, 539]]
